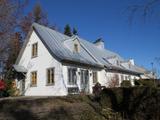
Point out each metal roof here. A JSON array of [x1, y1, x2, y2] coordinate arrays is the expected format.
[[16, 23, 145, 74], [32, 23, 103, 68]]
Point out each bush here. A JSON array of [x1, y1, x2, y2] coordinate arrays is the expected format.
[[0, 79, 17, 97], [0, 80, 6, 91], [134, 80, 142, 86], [93, 82, 102, 96], [0, 79, 8, 97], [121, 80, 132, 87], [99, 87, 160, 120], [134, 79, 155, 87], [6, 80, 17, 96]]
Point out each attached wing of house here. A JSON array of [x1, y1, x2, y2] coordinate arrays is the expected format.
[[13, 23, 149, 96]]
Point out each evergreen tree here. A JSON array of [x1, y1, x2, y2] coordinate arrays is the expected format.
[[73, 27, 78, 35], [64, 24, 72, 37]]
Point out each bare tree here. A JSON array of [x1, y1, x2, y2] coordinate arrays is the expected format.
[[0, 0, 28, 80], [20, 2, 55, 37], [127, 0, 160, 25], [127, 0, 160, 78], [0, 0, 27, 70]]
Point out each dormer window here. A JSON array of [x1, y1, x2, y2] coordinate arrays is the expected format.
[[74, 43, 79, 53], [32, 42, 38, 58]]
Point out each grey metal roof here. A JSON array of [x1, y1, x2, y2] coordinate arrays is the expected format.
[[32, 23, 102, 68], [79, 38, 124, 66], [16, 23, 144, 74]]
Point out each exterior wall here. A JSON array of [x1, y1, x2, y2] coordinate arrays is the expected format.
[[97, 70, 108, 86], [18, 31, 67, 96], [97, 70, 140, 87]]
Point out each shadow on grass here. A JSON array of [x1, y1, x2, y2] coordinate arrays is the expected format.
[[43, 106, 75, 120], [9, 108, 38, 120]]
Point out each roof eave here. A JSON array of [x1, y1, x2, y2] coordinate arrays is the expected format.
[[61, 59, 104, 69], [105, 65, 142, 76]]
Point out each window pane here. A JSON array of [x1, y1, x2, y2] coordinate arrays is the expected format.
[[68, 68, 77, 85], [51, 69, 54, 83], [93, 72, 97, 83], [47, 70, 50, 84], [47, 68, 54, 85], [74, 44, 78, 52], [31, 72, 37, 86], [32, 43, 38, 57]]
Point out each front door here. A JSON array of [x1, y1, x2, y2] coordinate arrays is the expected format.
[[80, 70, 89, 93]]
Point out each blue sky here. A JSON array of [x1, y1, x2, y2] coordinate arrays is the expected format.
[[26, 0, 160, 71]]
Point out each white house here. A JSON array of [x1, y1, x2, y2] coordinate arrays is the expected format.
[[13, 23, 149, 96]]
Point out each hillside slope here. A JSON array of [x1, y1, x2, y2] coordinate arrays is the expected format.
[[0, 87, 159, 120]]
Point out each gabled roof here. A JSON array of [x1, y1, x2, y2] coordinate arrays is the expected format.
[[16, 23, 144, 75]]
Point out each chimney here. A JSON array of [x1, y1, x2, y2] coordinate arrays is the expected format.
[[129, 59, 134, 65], [93, 38, 104, 49]]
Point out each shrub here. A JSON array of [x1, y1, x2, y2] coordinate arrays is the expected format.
[[121, 80, 132, 87], [0, 79, 7, 97], [7, 82, 17, 96], [134, 79, 155, 87], [0, 79, 6, 91], [93, 82, 102, 96], [134, 80, 142, 86]]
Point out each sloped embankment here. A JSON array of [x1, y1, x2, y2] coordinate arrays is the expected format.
[[0, 95, 121, 120], [0, 87, 160, 120]]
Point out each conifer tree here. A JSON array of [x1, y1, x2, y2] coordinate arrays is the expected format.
[[64, 24, 72, 37], [73, 27, 78, 35]]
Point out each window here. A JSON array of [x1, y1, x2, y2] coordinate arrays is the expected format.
[[121, 75, 124, 81], [32, 43, 38, 58], [81, 70, 88, 85], [68, 68, 77, 85], [93, 71, 98, 83], [47, 68, 54, 85], [31, 71, 37, 86], [74, 44, 78, 53], [125, 76, 128, 80]]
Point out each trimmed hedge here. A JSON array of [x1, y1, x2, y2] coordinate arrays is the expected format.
[[99, 87, 160, 120], [134, 79, 155, 87]]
